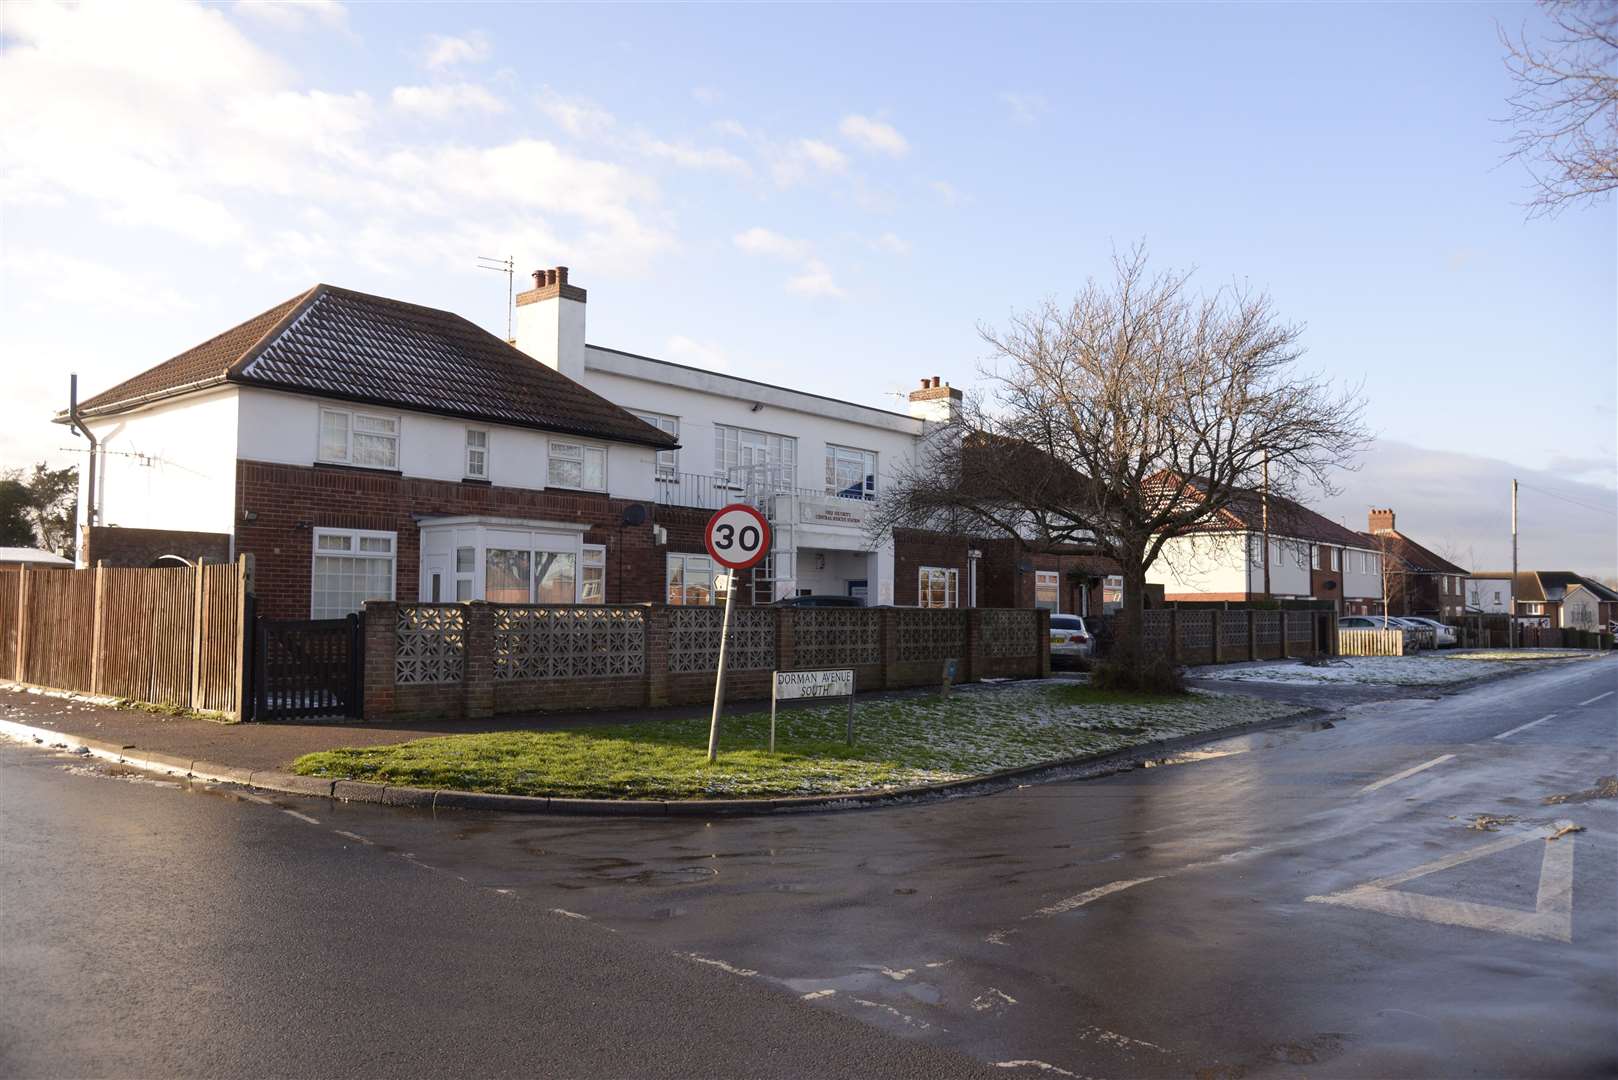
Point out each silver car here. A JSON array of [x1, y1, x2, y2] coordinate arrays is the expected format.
[[1049, 614, 1093, 666], [1400, 616, 1458, 647]]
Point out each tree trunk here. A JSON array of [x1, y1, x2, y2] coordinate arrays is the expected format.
[[1113, 552, 1150, 673]]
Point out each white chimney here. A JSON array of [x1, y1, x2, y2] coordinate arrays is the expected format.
[[907, 374, 962, 423], [513, 266, 587, 382]]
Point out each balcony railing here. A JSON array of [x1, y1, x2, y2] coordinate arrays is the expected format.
[[653, 468, 876, 514]]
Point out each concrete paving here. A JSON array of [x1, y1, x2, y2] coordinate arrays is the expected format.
[[3, 657, 1615, 1078]]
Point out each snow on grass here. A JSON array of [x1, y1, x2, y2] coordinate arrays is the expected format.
[[291, 682, 1305, 800], [1191, 650, 1595, 687]]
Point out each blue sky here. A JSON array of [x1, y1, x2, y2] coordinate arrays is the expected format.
[[2, 1, 1612, 570]]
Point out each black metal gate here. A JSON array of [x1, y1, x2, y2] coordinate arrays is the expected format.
[[252, 615, 362, 721]]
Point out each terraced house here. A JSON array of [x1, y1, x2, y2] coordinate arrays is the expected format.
[[58, 268, 1104, 620]]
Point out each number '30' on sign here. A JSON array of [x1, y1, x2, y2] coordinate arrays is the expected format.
[[704, 504, 772, 570]]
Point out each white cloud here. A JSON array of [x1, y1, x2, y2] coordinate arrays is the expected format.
[[768, 138, 848, 187], [712, 119, 748, 138], [733, 227, 807, 260], [423, 31, 490, 70], [787, 260, 845, 299], [537, 90, 617, 138], [797, 138, 847, 172], [0, 248, 194, 315], [235, 0, 348, 31], [929, 179, 964, 205], [839, 114, 909, 157], [691, 87, 723, 106], [634, 135, 749, 174], [665, 335, 729, 372], [999, 91, 1048, 126], [392, 83, 506, 118], [874, 232, 910, 256]]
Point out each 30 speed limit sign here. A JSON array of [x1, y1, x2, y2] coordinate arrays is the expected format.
[[704, 503, 771, 570]]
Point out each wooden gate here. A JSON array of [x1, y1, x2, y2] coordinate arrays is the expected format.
[[252, 615, 362, 721]]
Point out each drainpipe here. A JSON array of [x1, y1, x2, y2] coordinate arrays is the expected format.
[[67, 374, 99, 534]]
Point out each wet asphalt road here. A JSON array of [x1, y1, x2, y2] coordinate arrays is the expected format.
[[4, 658, 1616, 1079]]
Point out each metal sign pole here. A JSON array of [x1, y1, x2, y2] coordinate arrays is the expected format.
[[769, 673, 778, 754], [846, 691, 855, 747], [707, 575, 737, 763]]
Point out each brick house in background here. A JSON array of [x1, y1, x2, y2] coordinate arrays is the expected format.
[[1145, 482, 1384, 612], [1477, 570, 1618, 629], [1361, 508, 1469, 621]]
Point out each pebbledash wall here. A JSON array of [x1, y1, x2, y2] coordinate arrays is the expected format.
[[361, 601, 1050, 722]]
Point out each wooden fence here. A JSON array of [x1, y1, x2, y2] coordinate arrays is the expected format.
[[0, 559, 252, 718], [1337, 628, 1412, 656]]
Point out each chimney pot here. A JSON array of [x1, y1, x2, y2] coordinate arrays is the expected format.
[[932, 376, 941, 388], [531, 270, 544, 288], [919, 378, 930, 389], [556, 266, 568, 284]]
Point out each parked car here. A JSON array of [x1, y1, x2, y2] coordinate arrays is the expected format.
[[1049, 613, 1093, 667], [770, 595, 864, 608], [1399, 616, 1458, 647], [1337, 615, 1437, 649]]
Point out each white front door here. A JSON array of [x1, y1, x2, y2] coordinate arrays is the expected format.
[[420, 552, 451, 603]]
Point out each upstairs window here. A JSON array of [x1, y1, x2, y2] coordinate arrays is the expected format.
[[826, 445, 877, 500], [635, 412, 679, 481], [319, 408, 398, 469], [465, 429, 489, 479], [715, 425, 796, 490], [549, 441, 606, 491]]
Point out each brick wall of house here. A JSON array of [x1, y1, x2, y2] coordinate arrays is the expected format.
[[80, 525, 232, 569], [893, 529, 972, 607], [892, 530, 1113, 614], [234, 460, 755, 619]]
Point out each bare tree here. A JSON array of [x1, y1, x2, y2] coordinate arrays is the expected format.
[[871, 247, 1368, 685], [1501, 1, 1618, 215]]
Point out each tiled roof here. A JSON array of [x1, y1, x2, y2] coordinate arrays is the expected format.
[[71, 285, 677, 449], [1169, 476, 1374, 550], [1364, 531, 1469, 576]]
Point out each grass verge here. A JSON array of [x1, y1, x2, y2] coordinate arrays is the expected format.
[[292, 682, 1304, 800]]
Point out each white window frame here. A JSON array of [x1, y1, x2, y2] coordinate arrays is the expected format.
[[464, 428, 489, 479], [825, 444, 878, 501], [1034, 570, 1060, 612], [715, 424, 797, 490], [581, 543, 607, 604], [310, 527, 396, 619], [917, 566, 959, 609], [666, 552, 726, 606], [548, 440, 607, 492], [318, 407, 399, 469], [635, 412, 679, 481]]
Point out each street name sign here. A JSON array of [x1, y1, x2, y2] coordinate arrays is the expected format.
[[771, 668, 857, 751]]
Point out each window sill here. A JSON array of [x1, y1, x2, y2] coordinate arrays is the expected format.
[[314, 461, 403, 476], [460, 477, 492, 487], [546, 484, 609, 495]]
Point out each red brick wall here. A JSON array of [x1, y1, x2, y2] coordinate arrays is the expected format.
[[893, 529, 971, 607], [235, 460, 755, 619], [81, 525, 231, 569]]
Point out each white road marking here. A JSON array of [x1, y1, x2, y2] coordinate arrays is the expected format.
[[1576, 690, 1614, 707], [972, 988, 1019, 1011], [851, 998, 932, 1029], [235, 792, 275, 806], [1493, 714, 1557, 740], [1031, 876, 1161, 917], [1306, 821, 1577, 943], [548, 908, 589, 920], [878, 966, 914, 980], [992, 1061, 1083, 1078], [282, 809, 321, 826], [684, 953, 758, 977], [1356, 753, 1455, 794], [333, 829, 372, 845], [800, 989, 836, 1001]]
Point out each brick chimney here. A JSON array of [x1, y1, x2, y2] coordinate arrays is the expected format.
[[513, 266, 587, 381], [907, 375, 963, 424], [1368, 507, 1396, 535]]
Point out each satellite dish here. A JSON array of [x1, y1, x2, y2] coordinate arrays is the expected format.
[[622, 503, 648, 527]]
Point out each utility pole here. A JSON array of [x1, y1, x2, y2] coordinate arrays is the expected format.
[[1510, 478, 1519, 649], [1260, 452, 1271, 599]]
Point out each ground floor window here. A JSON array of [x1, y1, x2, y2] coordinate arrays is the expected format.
[[1103, 574, 1124, 614], [485, 548, 578, 604], [918, 566, 959, 608], [667, 553, 727, 606], [1034, 570, 1060, 612], [581, 545, 606, 603], [312, 528, 395, 618]]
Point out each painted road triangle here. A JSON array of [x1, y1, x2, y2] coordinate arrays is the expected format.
[[1306, 822, 1576, 943]]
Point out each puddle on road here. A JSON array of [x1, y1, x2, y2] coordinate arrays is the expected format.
[[1141, 748, 1250, 768]]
